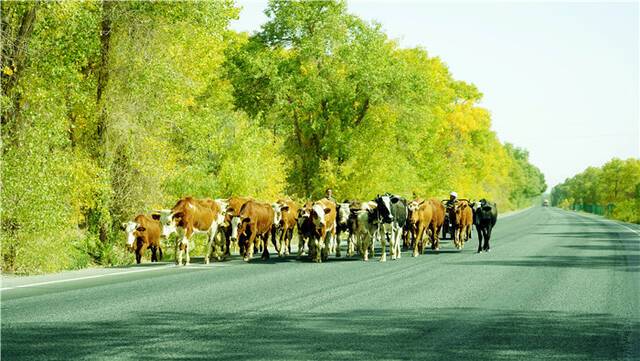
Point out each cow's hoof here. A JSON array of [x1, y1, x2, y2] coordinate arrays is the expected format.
[[243, 257, 250, 262], [379, 256, 386, 262], [412, 252, 418, 257], [204, 258, 210, 264], [185, 262, 190, 266]]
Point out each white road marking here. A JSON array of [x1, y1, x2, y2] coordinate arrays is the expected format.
[[1, 263, 226, 291]]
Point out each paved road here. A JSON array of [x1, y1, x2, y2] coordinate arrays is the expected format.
[[2, 207, 639, 360]]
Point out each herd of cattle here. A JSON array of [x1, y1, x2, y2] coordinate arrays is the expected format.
[[121, 195, 498, 265]]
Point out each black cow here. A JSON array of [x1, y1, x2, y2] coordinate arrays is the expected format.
[[374, 193, 408, 262], [473, 199, 497, 253]]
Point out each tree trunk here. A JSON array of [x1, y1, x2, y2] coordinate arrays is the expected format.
[[1, 4, 38, 132]]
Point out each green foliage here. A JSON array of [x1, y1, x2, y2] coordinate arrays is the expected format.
[[552, 158, 640, 223], [1, 0, 547, 274]]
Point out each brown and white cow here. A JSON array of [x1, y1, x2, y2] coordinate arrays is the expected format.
[[157, 197, 225, 265], [237, 200, 278, 262], [408, 200, 434, 257], [273, 198, 299, 257], [296, 201, 315, 258], [309, 198, 337, 263], [222, 196, 253, 256], [449, 200, 473, 249], [121, 214, 163, 264]]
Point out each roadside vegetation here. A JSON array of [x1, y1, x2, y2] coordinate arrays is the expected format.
[[551, 158, 640, 224], [1, 1, 545, 274]]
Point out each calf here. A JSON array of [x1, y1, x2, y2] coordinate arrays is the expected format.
[[273, 198, 298, 257], [309, 198, 337, 263], [157, 197, 224, 265], [473, 199, 498, 252], [408, 200, 433, 257], [223, 196, 253, 256], [121, 214, 163, 264], [351, 201, 380, 261], [374, 194, 408, 262], [237, 200, 277, 262]]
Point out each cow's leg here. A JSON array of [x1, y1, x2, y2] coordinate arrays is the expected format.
[[380, 226, 388, 262], [477, 226, 483, 253], [150, 245, 157, 262], [205, 233, 214, 265], [484, 227, 491, 251], [297, 233, 305, 258], [285, 228, 293, 255], [395, 226, 402, 259], [175, 239, 181, 266], [244, 231, 255, 262], [135, 246, 142, 264], [335, 230, 342, 258], [262, 230, 272, 261], [184, 241, 190, 265], [277, 228, 285, 257]]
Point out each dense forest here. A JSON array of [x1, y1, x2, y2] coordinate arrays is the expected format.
[[1, 0, 546, 274], [551, 158, 640, 223]]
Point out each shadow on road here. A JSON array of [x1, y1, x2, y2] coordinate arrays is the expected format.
[[2, 308, 637, 360]]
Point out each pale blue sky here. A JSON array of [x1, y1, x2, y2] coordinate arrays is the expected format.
[[230, 1, 639, 188]]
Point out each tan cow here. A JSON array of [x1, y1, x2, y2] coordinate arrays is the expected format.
[[121, 214, 163, 264], [157, 197, 225, 265], [309, 198, 337, 263], [450, 200, 473, 249], [428, 198, 445, 250], [408, 200, 433, 257]]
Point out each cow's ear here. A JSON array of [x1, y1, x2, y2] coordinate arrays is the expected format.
[[173, 212, 183, 220], [226, 207, 235, 214], [120, 223, 127, 231], [151, 214, 161, 221], [281, 206, 289, 212], [136, 226, 146, 232], [324, 208, 331, 214], [391, 197, 399, 204]]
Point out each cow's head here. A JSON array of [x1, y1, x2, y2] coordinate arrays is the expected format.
[[226, 206, 242, 242], [374, 194, 394, 223], [271, 202, 288, 227], [215, 199, 228, 225], [337, 203, 351, 225], [121, 221, 142, 251], [156, 209, 178, 238], [311, 203, 331, 228]]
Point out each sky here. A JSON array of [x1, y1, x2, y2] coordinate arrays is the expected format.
[[230, 1, 639, 189]]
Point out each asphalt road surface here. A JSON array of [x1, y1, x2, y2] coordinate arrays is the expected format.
[[2, 207, 639, 360]]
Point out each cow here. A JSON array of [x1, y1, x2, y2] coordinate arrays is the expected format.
[[408, 200, 433, 257], [296, 201, 315, 258], [273, 198, 298, 257], [237, 200, 277, 262], [473, 199, 498, 252], [351, 201, 379, 261], [428, 198, 446, 250], [156, 197, 225, 265], [309, 198, 337, 263], [121, 214, 163, 264], [448, 199, 473, 250], [374, 194, 408, 262], [336, 201, 359, 257], [222, 196, 253, 256]]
